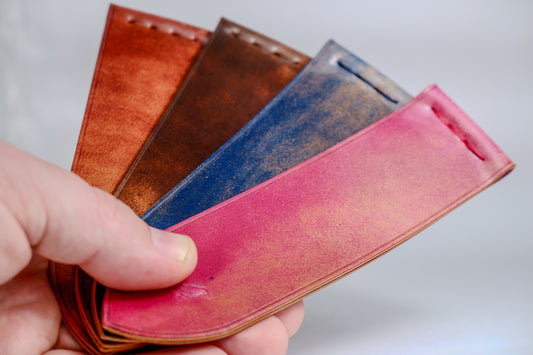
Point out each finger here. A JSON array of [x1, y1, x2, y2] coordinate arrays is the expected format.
[[140, 344, 226, 355], [0, 256, 61, 354], [274, 301, 305, 338], [0, 199, 31, 284], [55, 325, 84, 351], [214, 316, 288, 355], [0, 140, 197, 289], [44, 350, 86, 355]]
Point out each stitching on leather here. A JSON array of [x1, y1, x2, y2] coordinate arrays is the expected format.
[[431, 106, 485, 161], [336, 60, 398, 104], [126, 16, 199, 41], [226, 26, 302, 65]]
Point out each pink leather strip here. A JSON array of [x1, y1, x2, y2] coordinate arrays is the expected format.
[[102, 85, 514, 344]]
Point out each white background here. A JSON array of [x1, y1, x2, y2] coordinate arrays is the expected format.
[[1, 1, 531, 354]]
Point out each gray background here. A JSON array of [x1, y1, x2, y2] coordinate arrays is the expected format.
[[1, 0, 531, 354]]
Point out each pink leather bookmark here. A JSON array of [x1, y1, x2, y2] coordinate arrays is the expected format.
[[102, 85, 514, 344]]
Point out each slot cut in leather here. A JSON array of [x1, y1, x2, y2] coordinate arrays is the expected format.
[[337, 59, 399, 104], [431, 106, 485, 160]]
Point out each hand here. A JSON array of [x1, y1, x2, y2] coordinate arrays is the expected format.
[[0, 140, 304, 355]]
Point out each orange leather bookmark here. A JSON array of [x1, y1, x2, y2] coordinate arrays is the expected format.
[[71, 5, 209, 192]]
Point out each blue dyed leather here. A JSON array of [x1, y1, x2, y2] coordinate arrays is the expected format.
[[143, 40, 412, 229]]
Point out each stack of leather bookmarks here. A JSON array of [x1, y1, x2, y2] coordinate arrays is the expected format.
[[50, 4, 310, 353], [49, 4, 514, 354], [49, 5, 210, 353]]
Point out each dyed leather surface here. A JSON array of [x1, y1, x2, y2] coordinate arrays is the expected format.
[[47, 5, 209, 354], [143, 40, 412, 229], [71, 5, 209, 192], [113, 18, 310, 216], [102, 85, 514, 344]]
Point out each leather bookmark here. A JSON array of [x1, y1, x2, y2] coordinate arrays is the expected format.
[[113, 18, 310, 216], [71, 5, 209, 192], [48, 5, 209, 353], [102, 85, 514, 344], [143, 40, 412, 229], [56, 16, 308, 354]]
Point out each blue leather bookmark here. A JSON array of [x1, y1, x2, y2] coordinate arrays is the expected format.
[[143, 40, 412, 229]]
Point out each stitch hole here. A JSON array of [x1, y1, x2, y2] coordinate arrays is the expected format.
[[169, 31, 196, 41], [149, 24, 158, 30], [127, 18, 136, 24], [270, 46, 282, 57]]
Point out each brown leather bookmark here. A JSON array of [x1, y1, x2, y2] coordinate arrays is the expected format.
[[48, 5, 209, 353], [113, 18, 310, 216]]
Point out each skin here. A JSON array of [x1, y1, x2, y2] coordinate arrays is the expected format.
[[0, 140, 304, 355]]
